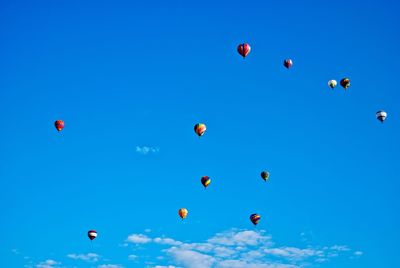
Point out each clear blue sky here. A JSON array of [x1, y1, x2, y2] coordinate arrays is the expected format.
[[1, 1, 399, 267]]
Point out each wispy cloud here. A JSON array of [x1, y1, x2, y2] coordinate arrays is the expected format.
[[126, 229, 361, 268], [208, 229, 272, 247], [11, 249, 20, 255], [264, 247, 323, 261], [154, 237, 183, 246], [135, 146, 159, 155], [97, 265, 124, 268], [354, 251, 363, 257], [36, 259, 60, 268], [67, 253, 100, 262], [128, 254, 138, 261], [126, 234, 182, 246]]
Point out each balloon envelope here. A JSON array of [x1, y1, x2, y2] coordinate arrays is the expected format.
[[201, 176, 211, 188], [283, 59, 293, 69], [250, 214, 261, 225], [260, 171, 270, 181], [54, 120, 64, 131], [376, 110, 387, 123], [88, 230, 97, 241], [237, 43, 251, 58], [328, 80, 337, 89], [194, 123, 207, 137], [340, 78, 350, 89], [178, 208, 188, 220]]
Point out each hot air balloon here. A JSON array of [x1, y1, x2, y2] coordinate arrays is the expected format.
[[260, 171, 270, 182], [54, 120, 64, 132], [250, 214, 261, 225], [376, 110, 387, 123], [194, 123, 206, 137], [340, 78, 350, 90], [283, 59, 293, 69], [178, 208, 188, 220], [201, 176, 211, 189], [88, 230, 97, 241], [328, 80, 337, 89], [237, 43, 251, 58]]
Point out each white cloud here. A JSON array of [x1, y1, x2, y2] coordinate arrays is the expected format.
[[330, 245, 350, 251], [128, 254, 138, 260], [166, 247, 215, 268], [154, 237, 183, 246], [67, 253, 100, 262], [213, 246, 236, 258], [36, 260, 60, 268], [97, 265, 123, 268], [153, 266, 177, 268], [180, 242, 215, 253], [208, 229, 272, 247], [136, 146, 159, 155], [264, 247, 323, 261], [124, 229, 361, 267], [127, 234, 152, 244], [216, 260, 297, 268], [354, 251, 363, 256]]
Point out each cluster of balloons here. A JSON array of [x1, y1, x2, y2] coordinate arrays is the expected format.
[[54, 42, 390, 241], [237, 43, 294, 71], [176, 123, 270, 225], [328, 78, 350, 90]]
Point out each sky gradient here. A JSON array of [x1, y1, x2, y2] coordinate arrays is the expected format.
[[1, 0, 399, 267]]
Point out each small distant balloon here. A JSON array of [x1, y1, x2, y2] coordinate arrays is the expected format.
[[237, 43, 251, 58], [88, 230, 97, 241], [54, 120, 64, 132], [201, 176, 211, 189], [376, 110, 387, 123], [283, 59, 293, 69], [178, 208, 188, 220], [328, 80, 337, 89], [250, 213, 261, 225], [340, 78, 350, 90], [260, 171, 270, 182], [194, 123, 207, 137]]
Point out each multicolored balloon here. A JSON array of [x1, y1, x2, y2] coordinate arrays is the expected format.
[[340, 78, 350, 90], [260, 171, 270, 182], [88, 230, 97, 241], [178, 208, 188, 220], [250, 214, 261, 225], [201, 176, 211, 188], [328, 80, 337, 89], [54, 120, 64, 132], [376, 110, 387, 123], [237, 43, 251, 58], [194, 123, 207, 137], [283, 59, 293, 69]]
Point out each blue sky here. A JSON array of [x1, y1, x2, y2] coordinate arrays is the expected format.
[[0, 0, 399, 267]]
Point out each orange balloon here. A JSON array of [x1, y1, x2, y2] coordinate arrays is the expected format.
[[178, 208, 188, 220]]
